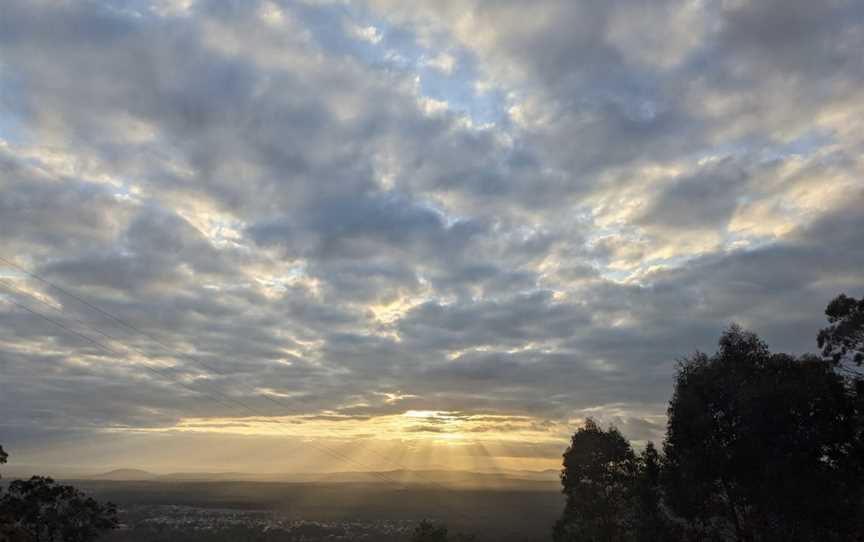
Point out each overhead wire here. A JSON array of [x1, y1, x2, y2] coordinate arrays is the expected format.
[[0, 281, 413, 487], [0, 263, 475, 520]]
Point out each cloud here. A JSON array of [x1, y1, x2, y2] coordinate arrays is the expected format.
[[0, 0, 862, 471], [423, 52, 457, 74], [345, 21, 383, 44]]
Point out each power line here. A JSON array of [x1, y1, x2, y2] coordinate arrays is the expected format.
[[1, 257, 382, 441], [0, 282, 403, 480], [0, 278, 266, 411], [0, 267, 474, 520], [0, 288, 278, 422]]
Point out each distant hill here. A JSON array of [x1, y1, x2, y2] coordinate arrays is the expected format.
[[88, 468, 157, 481], [77, 467, 559, 486]]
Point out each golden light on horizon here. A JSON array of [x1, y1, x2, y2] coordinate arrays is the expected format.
[[138, 410, 563, 443], [100, 409, 568, 473]]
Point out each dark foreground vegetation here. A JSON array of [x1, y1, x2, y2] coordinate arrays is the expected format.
[[0, 462, 118, 542], [1, 293, 862, 541], [551, 293, 864, 542]]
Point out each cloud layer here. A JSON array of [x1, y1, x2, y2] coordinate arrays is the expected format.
[[1, 0, 862, 472]]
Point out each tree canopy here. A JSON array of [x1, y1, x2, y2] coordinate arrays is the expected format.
[[554, 419, 639, 542], [557, 300, 864, 542], [632, 443, 667, 542], [664, 325, 863, 541], [818, 293, 864, 367], [0, 447, 118, 542]]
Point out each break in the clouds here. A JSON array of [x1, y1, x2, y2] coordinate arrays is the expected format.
[[1, 0, 863, 473]]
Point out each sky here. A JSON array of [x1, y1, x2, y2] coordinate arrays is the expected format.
[[0, 0, 863, 475]]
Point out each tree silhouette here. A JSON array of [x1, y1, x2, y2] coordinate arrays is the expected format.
[[0, 445, 29, 542], [663, 325, 863, 541], [632, 443, 671, 542], [0, 446, 118, 542], [818, 293, 864, 368], [554, 419, 639, 542], [0, 476, 118, 542]]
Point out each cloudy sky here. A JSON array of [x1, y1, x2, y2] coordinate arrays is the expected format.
[[1, 0, 863, 475]]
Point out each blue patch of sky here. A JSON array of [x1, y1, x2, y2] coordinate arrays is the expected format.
[[758, 131, 835, 161], [0, 113, 23, 145], [288, 1, 508, 127], [690, 129, 836, 165], [0, 67, 28, 144], [25, 0, 509, 129]]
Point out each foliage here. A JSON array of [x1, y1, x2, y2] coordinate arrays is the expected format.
[[0, 445, 29, 542], [557, 313, 864, 542], [663, 325, 863, 541], [818, 293, 864, 367], [631, 443, 671, 542], [553, 419, 639, 542], [0, 475, 118, 542]]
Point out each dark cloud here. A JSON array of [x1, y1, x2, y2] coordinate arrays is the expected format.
[[635, 158, 749, 231]]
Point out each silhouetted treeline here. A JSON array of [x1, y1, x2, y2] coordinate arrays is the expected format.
[[0, 445, 118, 541], [554, 294, 864, 542], [0, 471, 118, 542]]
